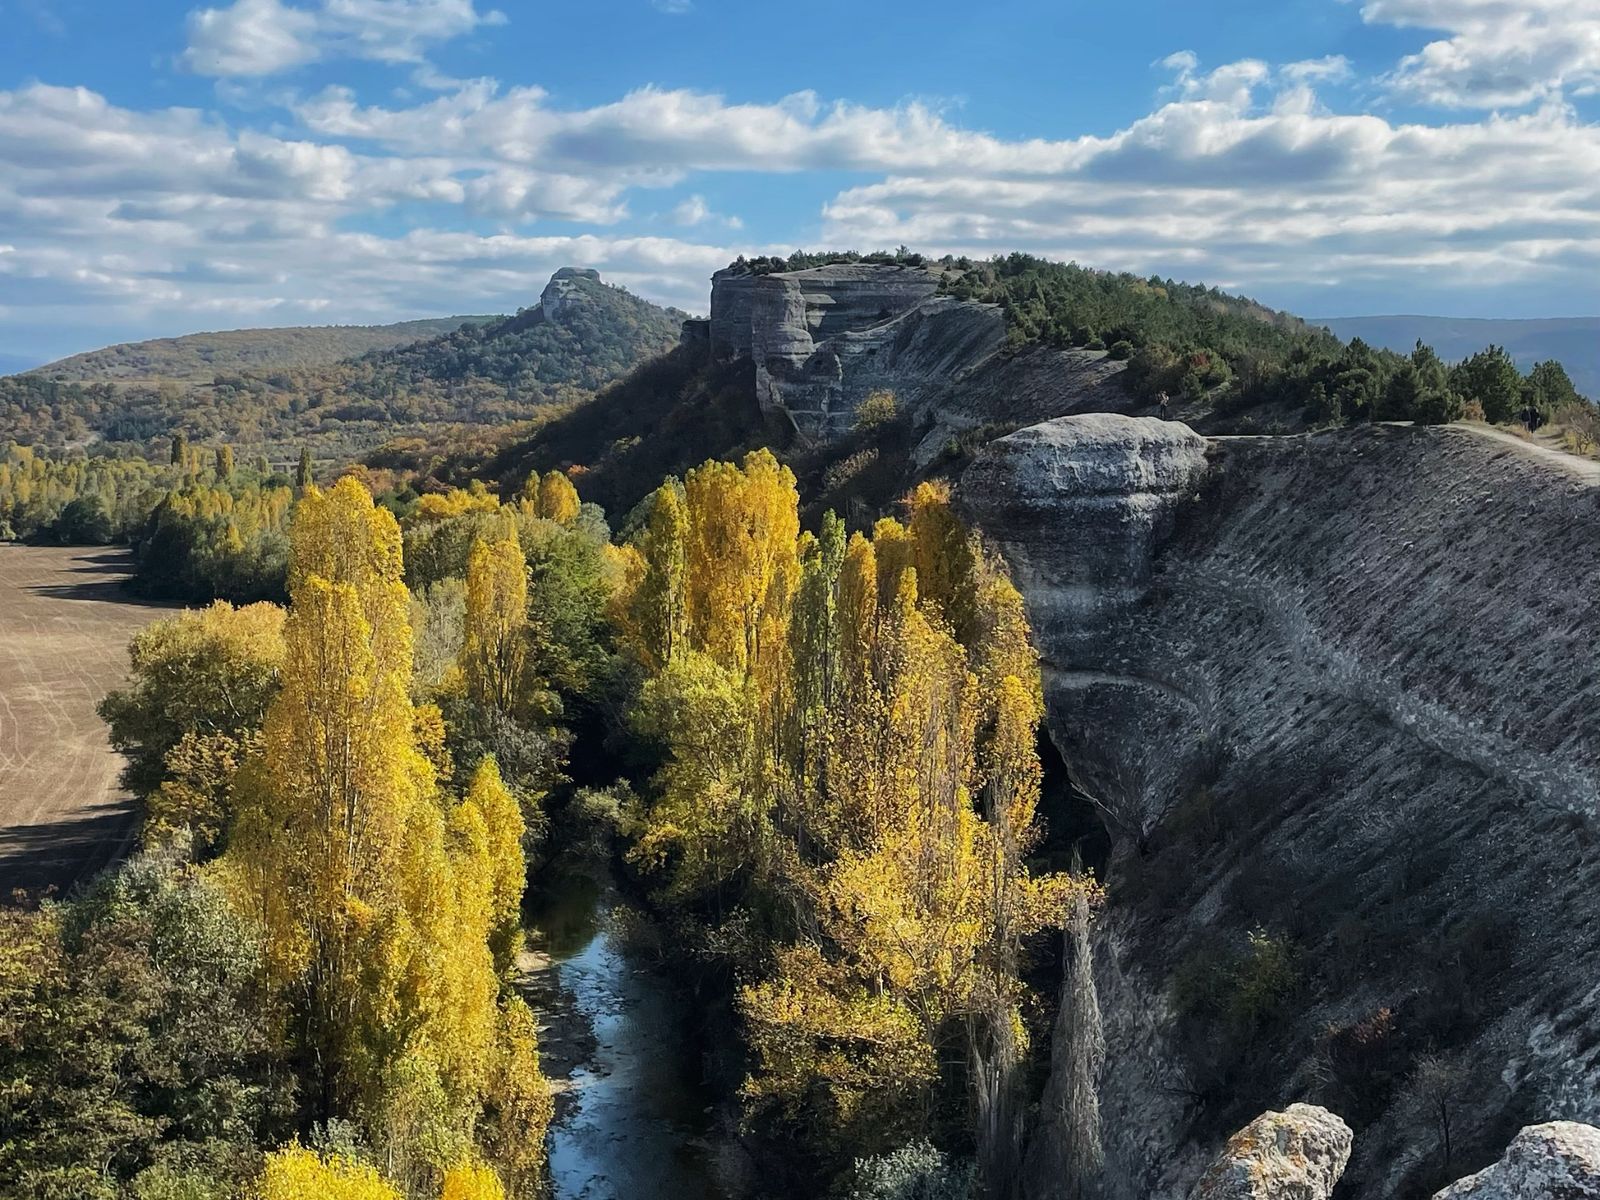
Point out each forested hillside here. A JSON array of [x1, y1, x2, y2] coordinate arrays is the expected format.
[[29, 316, 494, 383], [0, 271, 686, 460], [1315, 315, 1600, 400]]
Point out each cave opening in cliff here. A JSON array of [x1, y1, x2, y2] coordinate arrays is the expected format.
[[1036, 730, 1111, 877]]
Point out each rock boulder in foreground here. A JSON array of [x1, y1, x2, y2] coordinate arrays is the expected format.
[[1189, 1104, 1353, 1200], [1433, 1122, 1600, 1199]]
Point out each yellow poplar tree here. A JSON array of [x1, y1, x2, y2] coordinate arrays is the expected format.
[[528, 470, 580, 524], [626, 481, 689, 671], [462, 530, 529, 714], [441, 1161, 507, 1200], [227, 479, 518, 1149], [257, 1145, 401, 1200], [465, 757, 527, 975]]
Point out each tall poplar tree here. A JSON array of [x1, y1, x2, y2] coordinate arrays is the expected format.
[[462, 530, 529, 715], [229, 479, 548, 1192]]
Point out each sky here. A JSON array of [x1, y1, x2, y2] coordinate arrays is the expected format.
[[1, 0, 1598, 366]]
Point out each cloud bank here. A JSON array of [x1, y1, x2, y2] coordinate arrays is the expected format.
[[1, 0, 1596, 359]]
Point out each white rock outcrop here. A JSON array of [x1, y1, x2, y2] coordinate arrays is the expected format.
[[707, 262, 1003, 437], [1433, 1122, 1600, 1199]]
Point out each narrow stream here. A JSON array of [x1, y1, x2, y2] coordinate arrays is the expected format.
[[519, 861, 727, 1200]]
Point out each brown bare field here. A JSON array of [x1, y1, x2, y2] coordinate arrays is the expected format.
[[0, 545, 171, 901]]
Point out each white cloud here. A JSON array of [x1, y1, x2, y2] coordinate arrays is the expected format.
[[1363, 0, 1600, 107], [671, 194, 742, 229], [816, 66, 1600, 301], [8, 20, 1600, 361], [183, 0, 504, 76], [652, 0, 693, 11], [0, 83, 741, 356]]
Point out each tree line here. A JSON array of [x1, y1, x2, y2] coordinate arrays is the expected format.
[[1, 473, 617, 1199], [942, 254, 1591, 428], [2, 447, 1100, 1199]]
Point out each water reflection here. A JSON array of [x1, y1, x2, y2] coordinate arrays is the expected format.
[[521, 863, 726, 1200]]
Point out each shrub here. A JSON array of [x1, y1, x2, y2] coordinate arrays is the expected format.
[[1171, 928, 1300, 1031], [854, 390, 899, 432], [824, 448, 880, 493], [1108, 340, 1134, 360], [850, 1142, 975, 1200]]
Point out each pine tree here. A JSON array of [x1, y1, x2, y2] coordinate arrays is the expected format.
[[296, 447, 313, 490]]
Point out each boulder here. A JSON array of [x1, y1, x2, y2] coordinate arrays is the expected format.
[[1433, 1122, 1600, 1198], [1189, 1105, 1353, 1200]]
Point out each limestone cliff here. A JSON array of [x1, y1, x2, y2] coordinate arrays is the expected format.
[[963, 417, 1600, 1200], [706, 263, 1007, 438], [539, 266, 605, 322]]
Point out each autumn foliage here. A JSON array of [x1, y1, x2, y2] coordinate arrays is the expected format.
[[226, 478, 547, 1195], [617, 458, 1095, 1162]]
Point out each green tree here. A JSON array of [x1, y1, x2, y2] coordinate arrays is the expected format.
[[1452, 346, 1521, 423], [99, 602, 285, 851], [0, 850, 292, 1199], [1526, 359, 1584, 415]]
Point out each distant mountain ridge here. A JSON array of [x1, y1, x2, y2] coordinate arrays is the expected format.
[[28, 316, 499, 384], [1315, 315, 1599, 398], [0, 269, 688, 457]]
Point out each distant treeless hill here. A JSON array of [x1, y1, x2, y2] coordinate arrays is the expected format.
[[1315, 316, 1599, 399], [28, 316, 499, 384]]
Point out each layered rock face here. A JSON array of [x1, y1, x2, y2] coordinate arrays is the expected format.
[[539, 266, 604, 321], [964, 415, 1212, 840], [1189, 1104, 1352, 1200], [706, 263, 1005, 437], [963, 418, 1600, 1198]]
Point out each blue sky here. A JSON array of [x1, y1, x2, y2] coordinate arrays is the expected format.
[[1, 0, 1598, 366]]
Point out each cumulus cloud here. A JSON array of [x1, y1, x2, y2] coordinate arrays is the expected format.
[[671, 194, 742, 229], [8, 14, 1600, 360], [0, 82, 739, 354], [818, 76, 1600, 299], [1363, 0, 1600, 107], [183, 0, 504, 76]]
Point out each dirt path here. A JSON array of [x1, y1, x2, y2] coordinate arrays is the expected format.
[[0, 546, 171, 901], [1450, 421, 1600, 483]]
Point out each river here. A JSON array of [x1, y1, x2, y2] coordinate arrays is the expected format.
[[519, 862, 728, 1200]]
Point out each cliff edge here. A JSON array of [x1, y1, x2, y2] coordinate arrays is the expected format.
[[964, 418, 1600, 1199]]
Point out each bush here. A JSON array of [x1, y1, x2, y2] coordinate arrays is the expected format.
[[850, 1142, 975, 1200], [1108, 340, 1134, 360], [54, 495, 114, 544], [1171, 928, 1300, 1031], [854, 390, 899, 432], [0, 850, 293, 1197]]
